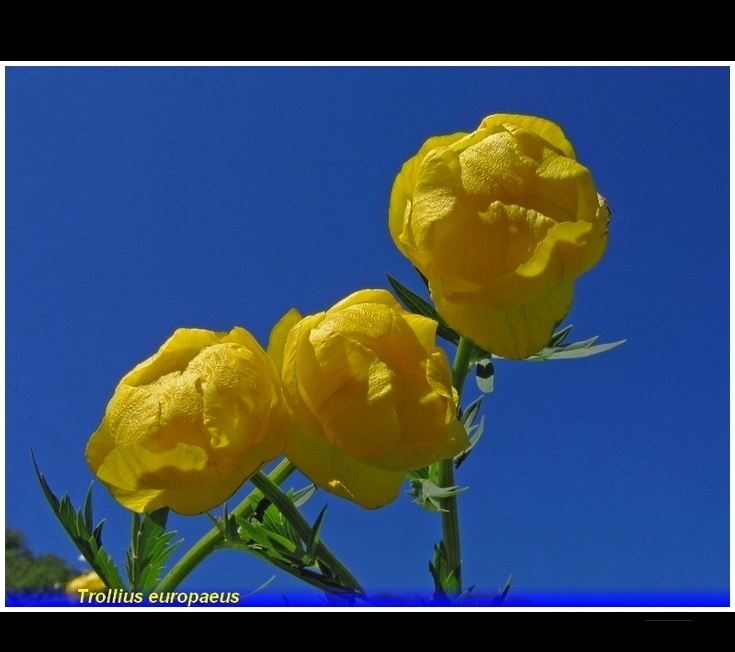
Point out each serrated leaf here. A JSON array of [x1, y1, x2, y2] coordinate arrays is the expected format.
[[408, 477, 468, 512], [32, 452, 125, 590], [126, 509, 182, 592], [529, 339, 626, 361], [260, 501, 301, 551], [429, 541, 460, 600], [236, 514, 301, 560], [386, 274, 460, 345]]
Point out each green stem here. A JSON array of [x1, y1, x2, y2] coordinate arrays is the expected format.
[[437, 336, 475, 594], [155, 458, 296, 592], [249, 472, 364, 595]]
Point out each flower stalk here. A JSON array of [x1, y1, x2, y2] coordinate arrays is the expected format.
[[249, 472, 364, 595], [155, 458, 296, 592], [433, 336, 475, 595]]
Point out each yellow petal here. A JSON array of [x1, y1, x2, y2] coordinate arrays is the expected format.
[[284, 415, 406, 510], [477, 114, 576, 159], [267, 308, 302, 373], [87, 327, 287, 514], [280, 289, 469, 507], [433, 280, 575, 360], [122, 329, 222, 387], [389, 133, 467, 259], [388, 113, 608, 359]]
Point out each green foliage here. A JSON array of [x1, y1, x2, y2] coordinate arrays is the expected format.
[[526, 325, 626, 361], [429, 540, 460, 599], [5, 528, 77, 594], [126, 508, 182, 592], [218, 484, 362, 601], [386, 274, 460, 345], [407, 467, 468, 512], [454, 396, 485, 470], [32, 452, 125, 589]]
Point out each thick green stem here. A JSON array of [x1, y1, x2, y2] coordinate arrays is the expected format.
[[437, 336, 475, 594], [249, 473, 364, 595], [155, 458, 296, 592]]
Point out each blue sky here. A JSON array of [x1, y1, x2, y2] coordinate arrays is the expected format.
[[4, 65, 730, 608]]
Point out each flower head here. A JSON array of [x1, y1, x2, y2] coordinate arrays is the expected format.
[[66, 571, 106, 597], [269, 290, 469, 509], [389, 113, 609, 359], [86, 328, 288, 515]]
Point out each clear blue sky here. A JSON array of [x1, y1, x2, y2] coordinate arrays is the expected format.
[[5, 65, 730, 608]]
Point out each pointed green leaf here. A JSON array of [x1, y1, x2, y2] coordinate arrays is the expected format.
[[429, 540, 460, 600], [492, 574, 513, 604], [457, 584, 476, 603], [386, 274, 460, 345], [306, 506, 328, 560], [291, 484, 317, 508], [236, 518, 276, 550], [529, 339, 626, 361], [458, 396, 483, 428], [406, 466, 430, 481], [83, 484, 94, 533], [31, 451, 125, 590], [548, 324, 574, 347], [454, 416, 485, 470], [408, 477, 468, 512], [125, 510, 182, 592]]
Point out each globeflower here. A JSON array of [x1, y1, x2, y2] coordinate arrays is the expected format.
[[269, 289, 469, 509], [66, 570, 106, 597], [86, 328, 288, 515], [389, 113, 609, 359]]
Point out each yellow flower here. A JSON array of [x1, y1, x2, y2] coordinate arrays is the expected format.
[[389, 113, 609, 359], [269, 289, 469, 509], [66, 571, 106, 597], [86, 328, 288, 515]]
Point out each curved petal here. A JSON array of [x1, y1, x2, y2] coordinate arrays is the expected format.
[[267, 308, 302, 374], [284, 415, 406, 509], [389, 133, 467, 259], [433, 281, 575, 360], [478, 114, 576, 159], [87, 327, 286, 514]]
